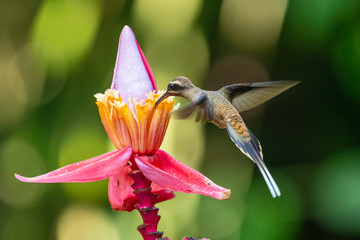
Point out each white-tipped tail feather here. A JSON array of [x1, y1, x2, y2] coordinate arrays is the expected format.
[[226, 122, 281, 198]]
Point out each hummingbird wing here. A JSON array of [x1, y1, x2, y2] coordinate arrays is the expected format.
[[219, 81, 299, 113], [175, 92, 214, 123], [225, 116, 281, 198]]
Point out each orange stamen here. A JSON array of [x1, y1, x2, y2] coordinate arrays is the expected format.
[[95, 90, 174, 154]]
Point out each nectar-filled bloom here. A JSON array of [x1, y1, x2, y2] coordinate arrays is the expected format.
[[95, 90, 173, 155], [15, 25, 230, 211]]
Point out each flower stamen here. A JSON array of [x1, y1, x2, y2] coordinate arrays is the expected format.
[[96, 90, 174, 154]]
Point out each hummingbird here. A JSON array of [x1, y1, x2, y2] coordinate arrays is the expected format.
[[154, 76, 299, 198]]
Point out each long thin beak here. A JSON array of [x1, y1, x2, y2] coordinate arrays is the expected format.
[[154, 91, 171, 108]]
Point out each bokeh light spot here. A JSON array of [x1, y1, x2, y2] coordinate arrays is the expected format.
[[0, 40, 27, 133], [1, 210, 47, 240], [58, 124, 108, 203], [114, 210, 141, 239], [198, 198, 242, 239], [0, 138, 45, 207], [145, 30, 209, 90], [240, 173, 302, 240], [284, 0, 347, 50], [134, 0, 202, 37], [332, 26, 360, 102], [220, 0, 288, 53], [312, 150, 360, 234], [31, 0, 101, 70], [161, 119, 205, 170], [207, 54, 269, 90], [56, 204, 119, 240], [13, 44, 47, 106], [158, 193, 201, 238]]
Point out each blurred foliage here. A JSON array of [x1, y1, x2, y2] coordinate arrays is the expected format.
[[1, 0, 360, 240]]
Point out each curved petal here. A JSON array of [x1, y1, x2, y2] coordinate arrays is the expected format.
[[109, 166, 175, 212], [111, 25, 154, 102], [136, 41, 156, 91], [108, 164, 137, 211], [135, 151, 231, 200], [152, 183, 176, 204], [15, 147, 133, 183]]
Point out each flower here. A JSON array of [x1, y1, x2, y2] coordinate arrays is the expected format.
[[15, 25, 230, 212]]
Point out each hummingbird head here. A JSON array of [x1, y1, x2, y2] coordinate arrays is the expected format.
[[154, 76, 194, 108]]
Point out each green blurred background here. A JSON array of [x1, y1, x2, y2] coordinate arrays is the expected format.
[[1, 0, 360, 239]]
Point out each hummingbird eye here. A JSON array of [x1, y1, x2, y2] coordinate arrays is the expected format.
[[168, 83, 175, 91]]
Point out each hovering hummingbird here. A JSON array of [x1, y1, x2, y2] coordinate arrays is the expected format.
[[154, 76, 299, 198]]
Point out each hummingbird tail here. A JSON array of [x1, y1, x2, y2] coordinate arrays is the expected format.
[[225, 121, 281, 198], [255, 159, 281, 198]]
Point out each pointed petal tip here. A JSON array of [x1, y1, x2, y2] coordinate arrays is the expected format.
[[14, 173, 31, 182], [15, 148, 133, 184], [120, 25, 134, 38], [221, 189, 231, 200], [135, 151, 231, 200], [15, 173, 49, 183], [111, 25, 155, 99], [14, 173, 53, 183]]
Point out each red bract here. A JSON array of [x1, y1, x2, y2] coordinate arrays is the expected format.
[[15, 25, 230, 213]]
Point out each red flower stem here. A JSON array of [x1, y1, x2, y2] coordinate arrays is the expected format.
[[128, 169, 164, 240]]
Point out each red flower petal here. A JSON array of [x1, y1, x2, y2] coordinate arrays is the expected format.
[[152, 183, 176, 204], [108, 164, 137, 211], [15, 147, 132, 183], [108, 167, 176, 212], [136, 41, 157, 91], [135, 150, 231, 200]]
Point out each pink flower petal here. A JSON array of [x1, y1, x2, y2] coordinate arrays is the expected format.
[[152, 183, 176, 204], [108, 167, 176, 212], [15, 147, 133, 183], [108, 164, 137, 211], [136, 41, 157, 91], [111, 25, 154, 102], [135, 151, 231, 200]]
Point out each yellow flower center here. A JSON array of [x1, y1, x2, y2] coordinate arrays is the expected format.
[[95, 90, 174, 155]]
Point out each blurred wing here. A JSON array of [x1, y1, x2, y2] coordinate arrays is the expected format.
[[225, 119, 281, 198], [175, 93, 214, 123], [174, 102, 197, 119], [219, 81, 300, 113]]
